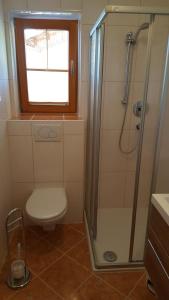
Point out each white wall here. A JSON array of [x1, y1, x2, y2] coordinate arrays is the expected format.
[[0, 0, 12, 267]]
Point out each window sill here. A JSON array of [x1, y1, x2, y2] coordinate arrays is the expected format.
[[10, 113, 82, 121]]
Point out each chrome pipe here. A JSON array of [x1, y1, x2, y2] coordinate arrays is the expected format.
[[91, 24, 105, 239], [122, 39, 134, 105]]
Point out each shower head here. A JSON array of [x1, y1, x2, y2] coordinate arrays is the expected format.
[[126, 22, 149, 44], [134, 22, 149, 41]]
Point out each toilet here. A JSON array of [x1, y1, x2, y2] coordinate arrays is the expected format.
[[25, 187, 67, 231]]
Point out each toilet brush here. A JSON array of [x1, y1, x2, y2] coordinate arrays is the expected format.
[[6, 208, 31, 289]]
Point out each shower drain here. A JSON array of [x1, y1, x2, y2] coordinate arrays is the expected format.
[[103, 251, 118, 262]]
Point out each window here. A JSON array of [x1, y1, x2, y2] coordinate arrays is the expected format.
[[14, 18, 78, 113]]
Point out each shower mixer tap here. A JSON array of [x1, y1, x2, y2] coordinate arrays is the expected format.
[[133, 101, 149, 118]]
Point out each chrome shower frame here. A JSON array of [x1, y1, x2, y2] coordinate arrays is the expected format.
[[86, 5, 169, 270]]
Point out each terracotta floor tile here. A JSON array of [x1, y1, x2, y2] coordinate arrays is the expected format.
[[0, 223, 155, 300], [40, 255, 90, 298], [45, 224, 84, 252], [97, 270, 144, 296], [0, 258, 36, 300], [70, 223, 86, 235], [27, 239, 63, 275], [0, 275, 17, 300], [25, 228, 42, 250], [129, 274, 156, 300], [8, 227, 40, 252], [29, 225, 47, 239], [67, 238, 92, 270], [10, 277, 61, 300], [69, 275, 125, 300]]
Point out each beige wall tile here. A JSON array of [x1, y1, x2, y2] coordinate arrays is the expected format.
[[12, 182, 34, 209], [35, 182, 63, 188], [102, 82, 131, 130], [137, 171, 152, 208], [81, 25, 90, 81], [61, 0, 82, 10], [0, 79, 11, 119], [0, 21, 8, 80], [4, 0, 28, 15], [141, 0, 169, 6], [127, 130, 138, 171], [27, 0, 61, 11], [141, 128, 156, 173], [33, 141, 63, 182], [78, 81, 88, 120], [131, 30, 148, 82], [106, 0, 141, 27], [149, 29, 168, 82], [9, 136, 34, 182], [64, 135, 84, 181], [82, 0, 107, 25], [8, 120, 32, 135], [64, 120, 85, 135], [100, 130, 128, 173], [63, 181, 84, 223], [99, 172, 126, 208], [124, 171, 135, 207], [103, 26, 137, 82]]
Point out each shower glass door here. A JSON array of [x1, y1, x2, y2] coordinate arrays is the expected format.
[[132, 14, 169, 262], [85, 25, 105, 239], [85, 8, 169, 268]]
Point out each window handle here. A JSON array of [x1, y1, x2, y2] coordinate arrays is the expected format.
[[70, 60, 75, 77]]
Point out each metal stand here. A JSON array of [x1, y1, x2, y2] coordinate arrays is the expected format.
[[147, 278, 156, 296], [7, 267, 30, 289], [6, 208, 31, 289]]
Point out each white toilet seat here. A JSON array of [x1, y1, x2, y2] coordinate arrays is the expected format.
[[26, 187, 67, 223]]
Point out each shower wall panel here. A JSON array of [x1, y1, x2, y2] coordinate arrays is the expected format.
[[99, 15, 149, 210], [132, 15, 169, 261]]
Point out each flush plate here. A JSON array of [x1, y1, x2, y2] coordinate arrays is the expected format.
[[32, 123, 63, 142]]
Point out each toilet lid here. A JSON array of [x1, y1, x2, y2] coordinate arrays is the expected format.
[[26, 188, 67, 221]]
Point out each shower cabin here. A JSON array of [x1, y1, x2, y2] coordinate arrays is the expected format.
[[85, 6, 169, 269]]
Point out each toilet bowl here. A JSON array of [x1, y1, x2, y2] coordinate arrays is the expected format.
[[25, 187, 67, 231]]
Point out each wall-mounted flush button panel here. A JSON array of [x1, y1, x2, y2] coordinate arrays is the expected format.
[[32, 123, 63, 142]]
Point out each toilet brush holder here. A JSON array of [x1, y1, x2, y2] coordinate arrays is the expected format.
[[6, 208, 31, 289]]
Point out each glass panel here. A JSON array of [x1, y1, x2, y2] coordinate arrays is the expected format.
[[47, 30, 69, 70], [27, 71, 68, 103], [85, 31, 97, 226], [90, 13, 152, 267], [93, 15, 140, 265], [132, 15, 169, 261], [24, 29, 69, 70], [24, 29, 47, 69]]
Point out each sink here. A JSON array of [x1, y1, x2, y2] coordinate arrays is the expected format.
[[152, 194, 169, 226]]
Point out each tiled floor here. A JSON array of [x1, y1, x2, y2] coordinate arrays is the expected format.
[[0, 223, 156, 300]]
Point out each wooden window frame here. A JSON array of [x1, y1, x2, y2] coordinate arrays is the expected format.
[[14, 18, 78, 113]]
